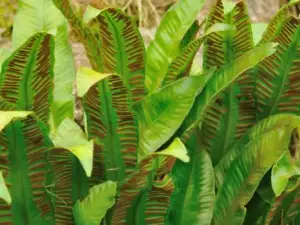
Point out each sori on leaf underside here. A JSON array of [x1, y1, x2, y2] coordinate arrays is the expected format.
[[0, 0, 299, 224]]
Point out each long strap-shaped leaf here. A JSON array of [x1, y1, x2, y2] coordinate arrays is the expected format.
[[214, 115, 300, 223], [47, 148, 89, 225], [162, 38, 205, 86], [245, 183, 300, 225], [259, 0, 300, 44], [0, 33, 54, 125], [181, 43, 277, 141], [44, 118, 94, 225], [111, 138, 188, 225], [201, 0, 255, 165], [169, 132, 215, 225], [144, 175, 175, 225], [89, 8, 146, 101], [83, 75, 138, 182], [14, 0, 76, 128], [56, 3, 146, 177], [212, 116, 300, 225], [215, 114, 299, 188], [73, 181, 117, 225], [145, 0, 207, 92], [134, 74, 213, 159], [54, 2, 146, 100], [162, 23, 233, 86], [255, 16, 300, 121], [111, 156, 168, 225], [47, 149, 76, 225], [0, 113, 55, 225], [71, 7, 145, 184]]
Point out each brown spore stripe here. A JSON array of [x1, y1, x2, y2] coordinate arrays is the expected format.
[[92, 8, 146, 101], [278, 18, 300, 113], [200, 0, 255, 163], [112, 156, 153, 225], [84, 84, 107, 139], [0, 132, 12, 225], [144, 179, 174, 225], [260, 2, 300, 44], [95, 14, 116, 73], [84, 76, 138, 181], [116, 8, 145, 101], [0, 33, 54, 124], [88, 142, 106, 188], [264, 193, 286, 225], [285, 190, 300, 222], [265, 187, 300, 225], [21, 117, 53, 220], [83, 85, 106, 183], [163, 37, 204, 86], [109, 75, 138, 175], [48, 148, 74, 225], [0, 34, 39, 105], [85, 9, 146, 180], [232, 1, 255, 140], [53, 0, 102, 70], [255, 17, 300, 116], [32, 34, 54, 124], [204, 0, 225, 70], [112, 154, 175, 225]]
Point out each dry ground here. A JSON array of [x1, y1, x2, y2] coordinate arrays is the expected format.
[[0, 0, 280, 68]]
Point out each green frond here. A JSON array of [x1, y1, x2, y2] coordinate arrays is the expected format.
[[43, 121, 93, 225], [213, 116, 300, 225], [78, 8, 146, 184], [245, 182, 300, 225], [13, 0, 76, 128], [73, 181, 117, 225], [255, 17, 300, 120], [259, 0, 300, 44], [47, 148, 76, 225], [134, 75, 209, 159], [145, 0, 207, 92], [200, 0, 256, 165], [89, 8, 146, 100], [0, 33, 54, 125], [181, 43, 277, 143], [162, 23, 233, 87], [111, 138, 188, 225], [169, 132, 215, 225], [180, 21, 201, 50], [215, 114, 298, 189], [0, 113, 55, 224], [83, 75, 138, 182], [144, 175, 174, 225], [162, 37, 205, 86]]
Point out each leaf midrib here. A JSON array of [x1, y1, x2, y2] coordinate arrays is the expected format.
[[10, 122, 31, 224], [101, 80, 124, 181], [180, 147, 197, 225], [105, 12, 126, 85], [268, 28, 300, 116], [22, 36, 42, 111], [217, 12, 236, 162]]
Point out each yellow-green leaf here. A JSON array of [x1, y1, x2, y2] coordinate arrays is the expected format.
[[76, 67, 113, 97], [0, 111, 32, 132], [51, 118, 94, 177], [0, 170, 11, 204]]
